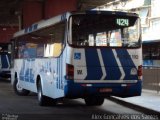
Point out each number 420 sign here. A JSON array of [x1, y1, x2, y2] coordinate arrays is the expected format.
[[116, 19, 129, 26]]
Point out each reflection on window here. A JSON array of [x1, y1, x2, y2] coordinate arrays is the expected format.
[[18, 42, 44, 58], [89, 31, 122, 47], [88, 34, 94, 46], [44, 44, 54, 57], [44, 43, 62, 57], [96, 32, 107, 46], [110, 29, 122, 47]]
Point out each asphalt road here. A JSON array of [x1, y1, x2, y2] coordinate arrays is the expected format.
[[0, 79, 153, 120]]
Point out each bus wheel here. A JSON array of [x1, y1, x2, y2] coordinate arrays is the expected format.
[[37, 81, 57, 106], [13, 76, 30, 96], [37, 80, 46, 106], [84, 97, 104, 106]]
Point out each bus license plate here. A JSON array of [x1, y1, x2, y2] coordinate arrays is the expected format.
[[99, 88, 112, 92]]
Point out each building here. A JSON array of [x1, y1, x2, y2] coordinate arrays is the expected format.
[[94, 0, 160, 42]]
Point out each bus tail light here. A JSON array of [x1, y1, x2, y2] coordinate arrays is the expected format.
[[66, 64, 74, 80], [138, 65, 142, 80]]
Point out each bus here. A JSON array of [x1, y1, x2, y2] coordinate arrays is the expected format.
[[0, 43, 11, 79], [143, 40, 160, 66], [11, 11, 142, 106]]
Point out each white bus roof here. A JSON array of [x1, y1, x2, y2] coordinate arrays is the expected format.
[[13, 12, 71, 38]]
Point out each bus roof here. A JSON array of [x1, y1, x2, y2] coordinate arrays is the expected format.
[[13, 10, 138, 38], [143, 40, 160, 44]]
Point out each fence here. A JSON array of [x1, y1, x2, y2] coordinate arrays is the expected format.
[[143, 66, 160, 93]]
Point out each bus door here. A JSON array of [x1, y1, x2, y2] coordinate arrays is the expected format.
[[53, 44, 65, 98], [42, 43, 65, 98]]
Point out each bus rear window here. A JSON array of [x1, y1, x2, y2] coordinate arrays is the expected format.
[[69, 14, 141, 48]]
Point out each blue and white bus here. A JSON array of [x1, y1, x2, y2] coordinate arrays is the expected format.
[[11, 11, 142, 106], [0, 43, 11, 79]]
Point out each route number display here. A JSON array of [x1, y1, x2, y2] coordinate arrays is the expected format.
[[116, 19, 129, 26]]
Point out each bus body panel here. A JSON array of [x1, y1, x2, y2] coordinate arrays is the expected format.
[[67, 47, 142, 81], [12, 54, 67, 98], [64, 45, 142, 98]]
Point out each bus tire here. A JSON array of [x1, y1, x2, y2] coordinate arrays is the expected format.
[[84, 96, 104, 106], [13, 76, 30, 96], [37, 80, 57, 106], [37, 80, 46, 106]]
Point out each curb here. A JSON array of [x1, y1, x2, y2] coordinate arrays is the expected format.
[[108, 97, 160, 117]]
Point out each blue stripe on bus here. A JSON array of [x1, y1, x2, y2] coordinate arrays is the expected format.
[[116, 49, 137, 80], [58, 56, 63, 90], [61, 55, 63, 90], [58, 58, 59, 89], [100, 48, 121, 80], [56, 59, 59, 89], [59, 58, 60, 89], [85, 49, 102, 80], [30, 69, 34, 83], [25, 69, 30, 82], [58, 58, 60, 89], [58, 58, 61, 89], [19, 60, 25, 81], [60, 57, 62, 89], [24, 24, 38, 33], [30, 59, 35, 83]]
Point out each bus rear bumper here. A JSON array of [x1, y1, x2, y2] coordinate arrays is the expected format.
[[64, 80, 142, 98]]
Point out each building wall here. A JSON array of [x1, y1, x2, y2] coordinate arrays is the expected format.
[[22, 1, 43, 28], [22, 0, 77, 27], [44, 0, 77, 19], [0, 26, 18, 43], [142, 0, 160, 41], [0, 0, 78, 42]]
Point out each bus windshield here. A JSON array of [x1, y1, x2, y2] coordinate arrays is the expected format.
[[69, 13, 141, 47]]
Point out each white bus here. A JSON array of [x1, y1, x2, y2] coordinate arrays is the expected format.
[[11, 11, 142, 106]]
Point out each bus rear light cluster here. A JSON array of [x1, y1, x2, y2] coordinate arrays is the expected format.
[[66, 64, 74, 80], [138, 65, 142, 80]]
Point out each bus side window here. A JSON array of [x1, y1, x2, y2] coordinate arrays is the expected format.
[[44, 44, 53, 57], [44, 43, 62, 57], [52, 43, 62, 57], [36, 45, 44, 58]]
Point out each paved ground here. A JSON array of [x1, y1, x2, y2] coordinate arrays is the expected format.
[[0, 80, 159, 120], [112, 89, 160, 114]]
